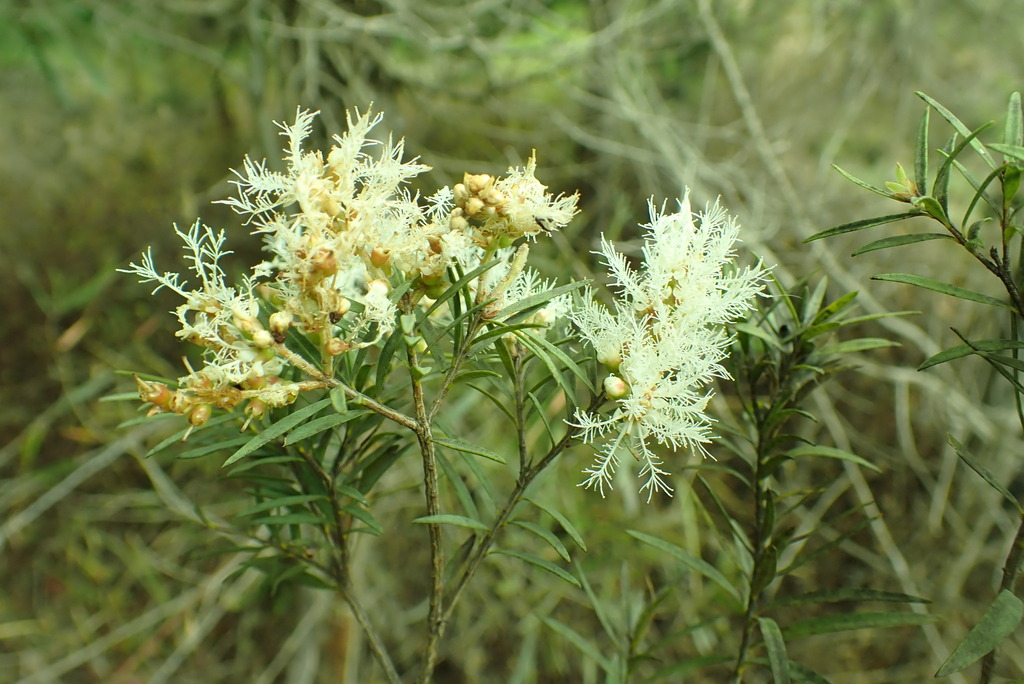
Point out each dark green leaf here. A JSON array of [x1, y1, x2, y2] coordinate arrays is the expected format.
[[759, 617, 790, 684], [436, 450, 480, 521], [769, 588, 929, 608], [917, 91, 997, 169], [223, 398, 332, 466], [871, 273, 1015, 310], [805, 212, 917, 243], [342, 503, 384, 535], [786, 446, 879, 472], [915, 106, 930, 192], [238, 494, 327, 517], [284, 410, 363, 445], [178, 436, 250, 460], [817, 338, 900, 356], [490, 549, 581, 588], [413, 514, 489, 531], [433, 436, 505, 464], [247, 512, 329, 526], [931, 122, 996, 213], [851, 232, 951, 256], [626, 530, 741, 604], [538, 615, 611, 671], [784, 611, 934, 640], [787, 660, 831, 684], [511, 521, 571, 562], [1006, 91, 1023, 148], [936, 589, 1024, 676], [948, 434, 1023, 513], [525, 497, 588, 551], [496, 280, 587, 320], [919, 339, 1024, 370], [991, 142, 1024, 163], [831, 165, 901, 200]]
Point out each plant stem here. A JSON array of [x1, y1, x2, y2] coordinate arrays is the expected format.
[[408, 339, 446, 684], [979, 510, 1024, 683]]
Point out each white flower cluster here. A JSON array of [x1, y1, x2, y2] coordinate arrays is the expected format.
[[571, 193, 767, 500], [121, 107, 578, 431]]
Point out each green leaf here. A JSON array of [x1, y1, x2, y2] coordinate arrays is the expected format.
[[145, 414, 237, 458], [525, 497, 588, 551], [238, 494, 327, 517], [342, 503, 384, 535], [990, 142, 1024, 163], [769, 588, 929, 608], [496, 280, 587, 320], [759, 617, 790, 684], [830, 164, 902, 200], [919, 339, 1024, 370], [283, 410, 363, 445], [1006, 91, 1023, 148], [413, 514, 489, 531], [871, 273, 1016, 310], [805, 211, 918, 243], [511, 521, 571, 562], [177, 436, 250, 460], [626, 530, 741, 605], [538, 615, 611, 671], [223, 398, 332, 467], [948, 434, 1024, 513], [850, 232, 951, 256], [784, 611, 934, 640], [787, 660, 831, 684], [247, 512, 329, 526], [931, 122, 996, 213], [432, 436, 506, 464], [490, 549, 581, 588], [816, 338, 898, 356], [917, 91, 997, 169], [915, 105, 930, 192], [329, 385, 348, 413], [936, 589, 1024, 676], [436, 450, 480, 521], [786, 445, 880, 473]]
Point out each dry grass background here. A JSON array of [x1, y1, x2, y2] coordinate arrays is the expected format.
[[2, 1, 1023, 682]]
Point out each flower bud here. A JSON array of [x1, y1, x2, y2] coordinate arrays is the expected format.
[[269, 311, 293, 342], [326, 338, 351, 356], [464, 197, 485, 217], [603, 374, 629, 399], [370, 246, 391, 268], [597, 347, 623, 371], [188, 403, 212, 427], [252, 329, 275, 348], [464, 173, 492, 195]]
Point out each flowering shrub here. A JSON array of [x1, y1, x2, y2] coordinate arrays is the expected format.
[[122, 107, 764, 493]]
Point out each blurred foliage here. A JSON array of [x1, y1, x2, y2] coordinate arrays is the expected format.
[[3, 0, 1024, 681]]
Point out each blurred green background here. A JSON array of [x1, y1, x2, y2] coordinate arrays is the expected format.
[[2, 1, 1023, 681]]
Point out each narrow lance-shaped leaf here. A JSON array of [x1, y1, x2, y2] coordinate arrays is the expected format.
[[919, 338, 1024, 370], [223, 398, 332, 466], [915, 105, 930, 192], [805, 212, 918, 243], [758, 617, 790, 684], [851, 232, 951, 257], [413, 514, 489, 531], [931, 121, 995, 216], [1004, 91, 1022, 149], [626, 530, 741, 605], [490, 549, 581, 588], [784, 611, 935, 639], [917, 91, 997, 169], [947, 434, 1024, 514], [936, 589, 1024, 677], [871, 273, 1017, 311]]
